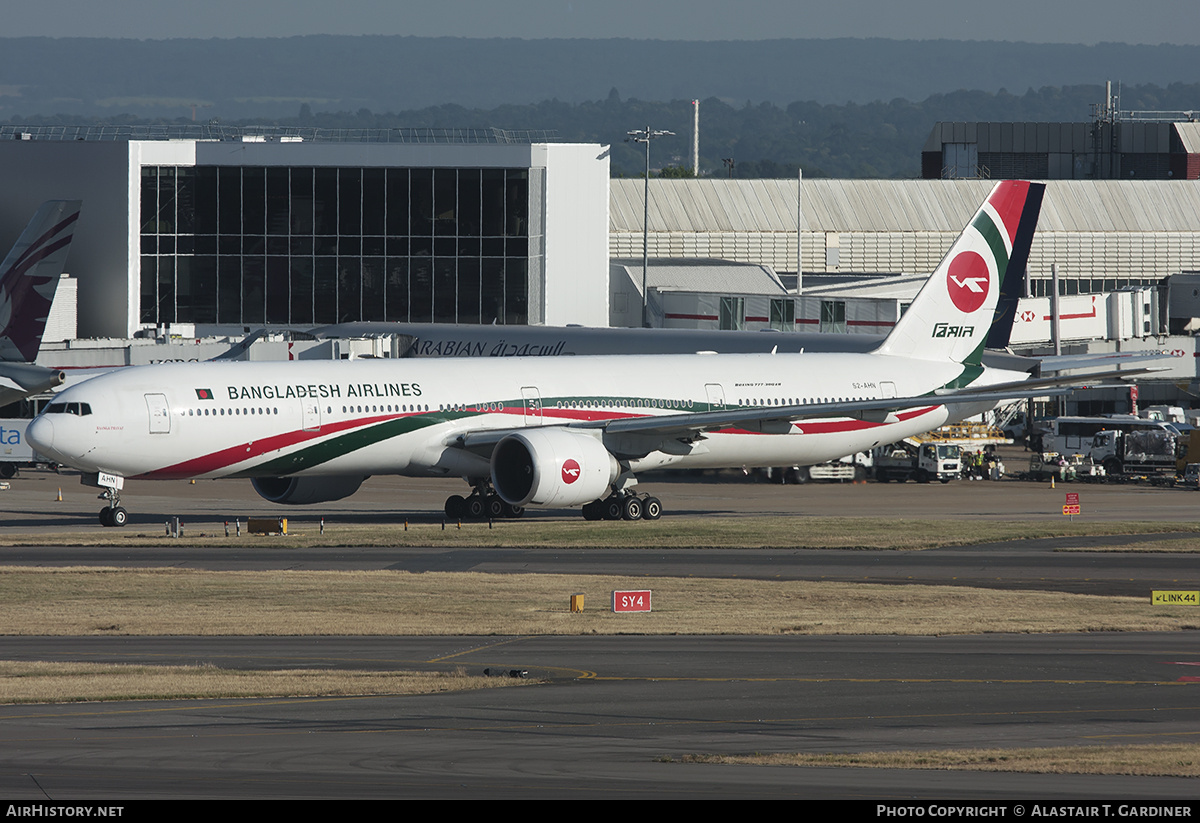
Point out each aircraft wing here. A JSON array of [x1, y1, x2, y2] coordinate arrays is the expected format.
[[571, 387, 1065, 439], [452, 365, 1154, 453], [452, 386, 1070, 453]]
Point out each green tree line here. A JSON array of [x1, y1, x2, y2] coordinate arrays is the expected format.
[[6, 82, 1198, 179]]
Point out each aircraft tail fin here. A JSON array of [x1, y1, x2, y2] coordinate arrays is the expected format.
[[986, 182, 1045, 349], [876, 181, 1043, 366], [0, 201, 82, 362]]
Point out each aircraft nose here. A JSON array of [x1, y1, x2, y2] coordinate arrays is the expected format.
[[26, 415, 54, 455]]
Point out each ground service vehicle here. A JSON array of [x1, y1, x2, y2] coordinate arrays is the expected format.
[[1027, 452, 1104, 482], [1091, 427, 1177, 478], [1177, 430, 1200, 474], [874, 441, 962, 483], [1034, 416, 1176, 476]]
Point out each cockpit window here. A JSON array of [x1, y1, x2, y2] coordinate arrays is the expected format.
[[45, 402, 92, 416]]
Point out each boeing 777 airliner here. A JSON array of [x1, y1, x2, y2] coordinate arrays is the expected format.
[[30, 181, 1099, 526]]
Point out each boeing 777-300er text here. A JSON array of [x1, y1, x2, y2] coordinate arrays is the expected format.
[[28, 181, 1106, 526]]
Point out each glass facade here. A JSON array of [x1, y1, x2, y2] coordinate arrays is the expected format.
[[140, 165, 543, 327]]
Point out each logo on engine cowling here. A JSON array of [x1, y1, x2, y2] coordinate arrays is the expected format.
[[562, 458, 581, 484]]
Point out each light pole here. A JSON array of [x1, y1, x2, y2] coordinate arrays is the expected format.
[[626, 126, 673, 328]]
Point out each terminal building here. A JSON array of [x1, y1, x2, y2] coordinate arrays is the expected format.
[[0, 127, 610, 338]]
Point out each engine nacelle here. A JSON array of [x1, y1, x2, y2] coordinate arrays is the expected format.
[[491, 429, 618, 507], [250, 475, 367, 505]]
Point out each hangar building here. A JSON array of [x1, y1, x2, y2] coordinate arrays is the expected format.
[[609, 178, 1200, 299]]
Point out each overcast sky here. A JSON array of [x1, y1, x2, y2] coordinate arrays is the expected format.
[[5, 0, 1199, 45]]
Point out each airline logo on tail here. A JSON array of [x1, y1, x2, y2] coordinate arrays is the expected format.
[[0, 201, 82, 362], [878, 180, 1042, 366], [947, 255, 990, 313]]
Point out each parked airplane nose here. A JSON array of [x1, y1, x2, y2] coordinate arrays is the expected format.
[[26, 415, 53, 455]]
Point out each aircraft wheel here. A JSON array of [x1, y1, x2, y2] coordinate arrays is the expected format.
[[486, 495, 506, 519], [582, 501, 602, 521], [503, 503, 524, 519], [622, 496, 643, 521], [602, 497, 623, 521], [99, 507, 113, 527], [642, 496, 662, 520], [466, 496, 486, 519], [445, 495, 466, 520], [110, 506, 128, 527]]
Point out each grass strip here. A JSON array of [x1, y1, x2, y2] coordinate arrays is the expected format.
[[3, 517, 1200, 551], [0, 660, 522, 703], [2, 566, 1197, 636], [677, 744, 1200, 777]]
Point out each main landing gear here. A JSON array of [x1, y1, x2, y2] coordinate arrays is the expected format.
[[581, 491, 662, 522], [444, 483, 524, 520]]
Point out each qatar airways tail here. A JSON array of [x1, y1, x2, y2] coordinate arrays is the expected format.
[[0, 201, 81, 363], [0, 201, 81, 406]]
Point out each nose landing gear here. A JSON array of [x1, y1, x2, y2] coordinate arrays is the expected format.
[[83, 472, 129, 528], [98, 489, 127, 527]]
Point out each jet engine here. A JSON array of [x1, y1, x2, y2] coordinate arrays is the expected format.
[[250, 475, 367, 505], [491, 429, 618, 507]]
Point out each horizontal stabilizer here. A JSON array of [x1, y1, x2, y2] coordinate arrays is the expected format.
[[0, 361, 66, 406], [1036, 350, 1180, 373]]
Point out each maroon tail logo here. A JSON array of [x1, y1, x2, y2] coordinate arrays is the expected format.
[[0, 202, 81, 362]]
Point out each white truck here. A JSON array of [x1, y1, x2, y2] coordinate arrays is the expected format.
[[874, 441, 962, 483], [1091, 428, 1178, 479], [1034, 416, 1177, 480]]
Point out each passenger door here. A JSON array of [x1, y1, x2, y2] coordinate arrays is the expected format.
[[145, 393, 171, 434]]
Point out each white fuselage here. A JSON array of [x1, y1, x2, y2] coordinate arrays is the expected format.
[[28, 351, 1019, 483]]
